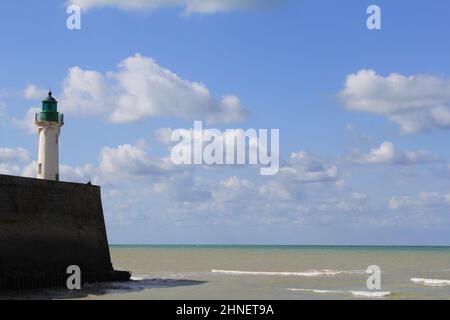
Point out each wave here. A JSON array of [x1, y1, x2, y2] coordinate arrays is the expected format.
[[288, 288, 343, 294], [130, 275, 149, 281], [350, 291, 391, 298], [287, 288, 391, 298], [411, 278, 450, 287], [211, 269, 365, 277]]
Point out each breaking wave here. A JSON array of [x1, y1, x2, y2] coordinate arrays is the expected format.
[[411, 278, 450, 287], [211, 269, 365, 277], [350, 291, 392, 298], [287, 288, 391, 298], [130, 275, 149, 281], [287, 288, 343, 294]]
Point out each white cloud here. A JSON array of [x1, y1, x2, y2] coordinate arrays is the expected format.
[[389, 192, 450, 210], [98, 142, 181, 183], [258, 180, 291, 201], [153, 173, 211, 202], [172, 171, 378, 227], [0, 163, 22, 176], [154, 125, 279, 177], [12, 107, 40, 134], [357, 141, 395, 164], [61, 67, 107, 115], [356, 141, 439, 165], [21, 161, 37, 178], [352, 192, 368, 202], [0, 147, 32, 176], [154, 128, 174, 145], [0, 140, 182, 186], [0, 147, 31, 163], [60, 163, 96, 183], [157, 126, 260, 153], [280, 151, 339, 183], [69, 0, 283, 15], [23, 85, 47, 100], [212, 176, 256, 203], [399, 150, 440, 165], [0, 101, 5, 125], [339, 69, 450, 133], [60, 54, 247, 124]]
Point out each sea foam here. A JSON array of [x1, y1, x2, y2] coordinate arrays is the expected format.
[[287, 288, 391, 298], [211, 269, 365, 277], [350, 291, 392, 298], [411, 278, 450, 287], [131, 275, 149, 281], [287, 288, 343, 294]]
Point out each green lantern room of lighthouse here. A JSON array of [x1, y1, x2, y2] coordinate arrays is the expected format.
[[36, 91, 64, 124]]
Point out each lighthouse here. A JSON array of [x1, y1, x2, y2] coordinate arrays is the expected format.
[[35, 91, 64, 181]]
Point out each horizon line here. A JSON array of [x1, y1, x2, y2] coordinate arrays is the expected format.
[[109, 244, 450, 247]]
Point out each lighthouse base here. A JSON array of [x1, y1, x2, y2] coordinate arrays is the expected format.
[[0, 174, 131, 291]]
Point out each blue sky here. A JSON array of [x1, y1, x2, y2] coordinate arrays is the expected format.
[[1, 0, 450, 245]]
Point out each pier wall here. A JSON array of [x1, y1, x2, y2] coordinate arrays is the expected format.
[[0, 174, 114, 276]]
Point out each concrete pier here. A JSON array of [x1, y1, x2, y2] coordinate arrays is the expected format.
[[0, 174, 130, 290]]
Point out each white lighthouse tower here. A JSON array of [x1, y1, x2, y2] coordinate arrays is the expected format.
[[35, 91, 64, 181]]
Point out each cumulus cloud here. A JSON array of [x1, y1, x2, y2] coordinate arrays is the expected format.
[[68, 0, 283, 15], [153, 173, 212, 202], [339, 69, 450, 133], [60, 54, 247, 124], [0, 102, 5, 125], [0, 147, 31, 163], [280, 151, 339, 183], [154, 128, 174, 145], [0, 139, 181, 184], [0, 147, 32, 176], [0, 155, 82, 181], [352, 192, 368, 202], [23, 85, 47, 100], [4, 140, 444, 230], [154, 126, 277, 175], [60, 163, 96, 184], [12, 107, 40, 134], [389, 192, 450, 210], [356, 141, 439, 165], [98, 141, 181, 183], [398, 150, 440, 165], [258, 180, 292, 201], [20, 161, 37, 178], [180, 172, 376, 227], [357, 141, 395, 164], [0, 163, 22, 176], [61, 67, 107, 115], [212, 176, 257, 203]]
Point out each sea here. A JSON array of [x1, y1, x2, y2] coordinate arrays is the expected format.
[[4, 245, 450, 300]]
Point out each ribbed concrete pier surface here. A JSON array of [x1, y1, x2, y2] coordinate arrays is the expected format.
[[0, 174, 130, 290]]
